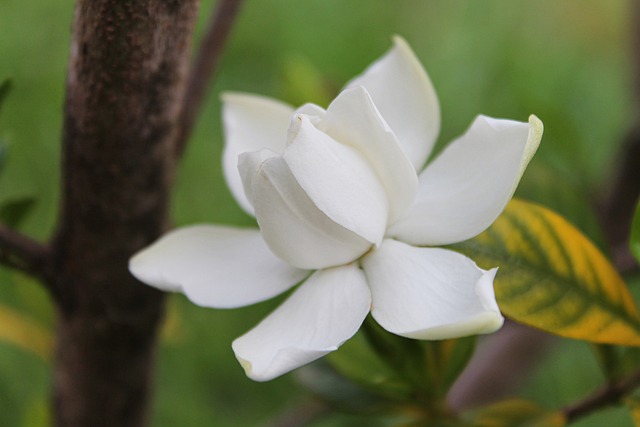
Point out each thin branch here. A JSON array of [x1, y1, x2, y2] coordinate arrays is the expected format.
[[174, 0, 245, 157], [447, 321, 556, 411], [596, 126, 640, 275], [563, 369, 640, 423], [0, 223, 49, 277], [595, 0, 640, 275]]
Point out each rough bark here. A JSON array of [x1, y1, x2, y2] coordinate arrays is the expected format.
[[49, 1, 199, 426]]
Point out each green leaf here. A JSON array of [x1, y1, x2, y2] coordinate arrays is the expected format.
[[592, 344, 625, 380], [453, 199, 640, 346], [426, 337, 476, 397], [327, 330, 414, 401], [295, 360, 394, 415], [592, 343, 640, 380], [0, 197, 36, 229], [631, 201, 640, 263], [328, 319, 476, 406], [360, 317, 430, 393]]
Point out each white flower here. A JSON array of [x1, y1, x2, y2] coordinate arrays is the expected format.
[[129, 37, 543, 382]]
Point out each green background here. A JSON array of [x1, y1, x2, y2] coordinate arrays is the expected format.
[[0, 0, 636, 425]]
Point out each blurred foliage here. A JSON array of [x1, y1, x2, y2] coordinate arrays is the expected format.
[[0, 305, 51, 361], [0, 79, 10, 173], [626, 397, 640, 426], [0, 197, 36, 229], [0, 0, 637, 426], [320, 321, 479, 425], [465, 399, 566, 427], [0, 79, 11, 110], [632, 202, 640, 263]]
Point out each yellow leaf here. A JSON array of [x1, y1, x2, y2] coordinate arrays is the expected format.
[[467, 399, 566, 427], [453, 199, 640, 346], [159, 297, 182, 343], [626, 397, 640, 426], [0, 304, 52, 360]]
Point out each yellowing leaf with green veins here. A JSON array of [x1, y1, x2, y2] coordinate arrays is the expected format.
[[0, 304, 52, 360], [453, 199, 640, 346]]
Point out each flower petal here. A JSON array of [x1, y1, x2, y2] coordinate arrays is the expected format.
[[129, 225, 309, 308], [232, 264, 371, 381], [361, 239, 503, 340], [222, 92, 294, 215], [283, 114, 388, 246], [323, 86, 418, 222], [249, 155, 374, 269], [237, 148, 278, 208], [345, 36, 440, 169], [388, 115, 543, 246]]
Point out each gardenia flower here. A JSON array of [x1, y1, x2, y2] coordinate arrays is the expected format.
[[130, 36, 543, 381]]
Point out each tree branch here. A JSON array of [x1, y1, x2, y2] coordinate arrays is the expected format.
[[174, 0, 245, 157], [0, 223, 49, 277], [50, 1, 199, 425], [563, 369, 640, 423]]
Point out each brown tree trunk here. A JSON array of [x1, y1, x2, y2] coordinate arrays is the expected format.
[[49, 1, 199, 425]]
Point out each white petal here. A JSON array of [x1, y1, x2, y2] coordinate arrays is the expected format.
[[388, 115, 543, 246], [238, 148, 278, 208], [361, 239, 503, 340], [129, 225, 308, 308], [251, 156, 374, 269], [232, 264, 371, 381], [345, 36, 440, 169], [284, 115, 388, 245], [323, 87, 418, 222], [293, 102, 326, 123], [222, 92, 294, 215]]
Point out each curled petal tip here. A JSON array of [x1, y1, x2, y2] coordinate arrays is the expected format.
[[234, 354, 260, 381], [521, 114, 544, 172], [528, 114, 544, 145], [391, 34, 410, 49]]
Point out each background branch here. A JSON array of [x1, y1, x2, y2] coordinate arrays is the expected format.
[[595, 0, 640, 275], [563, 369, 640, 423], [174, 0, 245, 157], [596, 125, 640, 275], [0, 223, 49, 277], [447, 321, 556, 411]]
